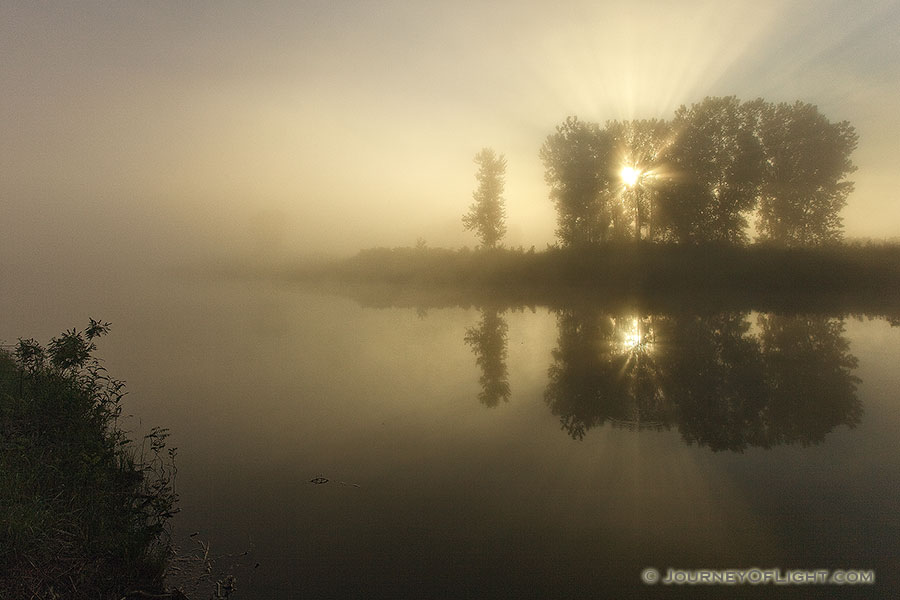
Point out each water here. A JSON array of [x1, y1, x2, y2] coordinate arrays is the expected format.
[[2, 267, 898, 598]]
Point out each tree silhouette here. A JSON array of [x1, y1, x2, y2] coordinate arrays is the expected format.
[[539, 96, 857, 247], [653, 179, 714, 243], [660, 96, 766, 244], [539, 117, 615, 246], [464, 308, 511, 407], [605, 119, 671, 240], [462, 148, 507, 248], [756, 101, 858, 245]]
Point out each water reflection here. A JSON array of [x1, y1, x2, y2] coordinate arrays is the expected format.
[[543, 310, 861, 451], [333, 283, 869, 451], [757, 314, 862, 446], [657, 312, 771, 451], [544, 311, 673, 439], [464, 308, 511, 407]]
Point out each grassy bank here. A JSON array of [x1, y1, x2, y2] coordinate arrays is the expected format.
[[0, 322, 177, 599], [278, 242, 900, 315], [324, 242, 900, 289]]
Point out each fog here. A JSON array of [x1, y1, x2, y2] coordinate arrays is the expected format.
[[5, 5, 900, 595], [3, 0, 900, 272]]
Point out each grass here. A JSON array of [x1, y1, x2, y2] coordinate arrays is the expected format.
[[326, 241, 900, 288], [0, 322, 178, 599], [275, 241, 900, 316]]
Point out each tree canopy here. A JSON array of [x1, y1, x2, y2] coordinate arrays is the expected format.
[[540, 96, 858, 247], [756, 101, 858, 245], [463, 148, 508, 248], [538, 118, 613, 245]]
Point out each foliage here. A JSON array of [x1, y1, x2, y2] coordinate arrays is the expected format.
[[540, 117, 614, 246], [756, 101, 858, 245], [0, 321, 179, 599], [663, 96, 766, 243], [605, 118, 671, 240], [541, 96, 857, 247], [330, 242, 900, 305], [462, 148, 508, 248]]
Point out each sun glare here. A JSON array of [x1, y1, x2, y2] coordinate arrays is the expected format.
[[620, 165, 640, 187], [621, 317, 654, 354]]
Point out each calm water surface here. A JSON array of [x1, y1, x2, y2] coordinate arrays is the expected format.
[[3, 268, 898, 598]]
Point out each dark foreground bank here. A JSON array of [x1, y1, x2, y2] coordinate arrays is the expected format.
[[0, 321, 178, 599]]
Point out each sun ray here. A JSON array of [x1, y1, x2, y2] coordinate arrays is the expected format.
[[620, 165, 641, 188]]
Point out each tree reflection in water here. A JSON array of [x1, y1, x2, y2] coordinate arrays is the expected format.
[[758, 314, 862, 447], [543, 310, 861, 451], [464, 308, 511, 407], [659, 312, 771, 451], [543, 310, 672, 439]]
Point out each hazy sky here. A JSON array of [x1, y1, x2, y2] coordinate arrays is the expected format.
[[2, 0, 899, 266]]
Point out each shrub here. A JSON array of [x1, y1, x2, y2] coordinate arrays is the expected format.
[[0, 320, 178, 599]]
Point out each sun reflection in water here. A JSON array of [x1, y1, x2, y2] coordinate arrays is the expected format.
[[620, 317, 655, 354]]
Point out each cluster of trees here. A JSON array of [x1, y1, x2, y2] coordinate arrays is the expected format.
[[541, 97, 858, 246], [463, 96, 857, 248]]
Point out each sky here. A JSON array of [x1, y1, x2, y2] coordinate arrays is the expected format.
[[2, 0, 899, 268]]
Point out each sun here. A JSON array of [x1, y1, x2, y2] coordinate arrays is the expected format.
[[620, 165, 640, 187]]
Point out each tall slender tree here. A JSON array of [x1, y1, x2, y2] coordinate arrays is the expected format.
[[463, 148, 507, 248]]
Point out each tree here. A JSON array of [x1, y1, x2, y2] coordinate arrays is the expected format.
[[539, 117, 616, 246], [756, 101, 858, 245], [605, 118, 672, 240], [539, 97, 857, 248], [658, 97, 766, 244], [462, 148, 507, 248]]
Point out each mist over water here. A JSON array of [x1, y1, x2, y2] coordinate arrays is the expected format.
[[4, 1, 900, 597], [4, 266, 897, 597]]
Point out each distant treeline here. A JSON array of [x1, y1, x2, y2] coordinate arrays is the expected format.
[[270, 96, 884, 300], [540, 96, 858, 247], [296, 242, 900, 317], [331, 242, 896, 287]]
